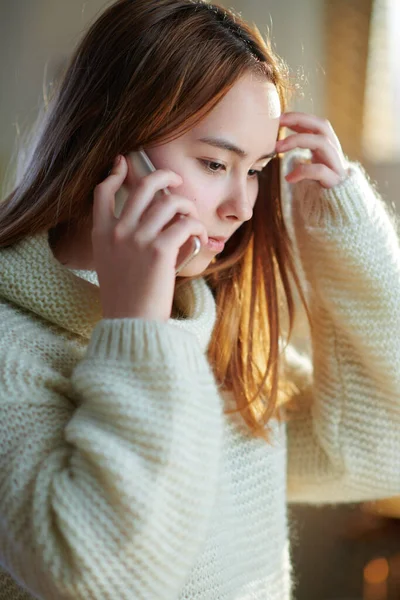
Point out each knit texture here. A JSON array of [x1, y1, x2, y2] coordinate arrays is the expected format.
[[0, 150, 399, 599]]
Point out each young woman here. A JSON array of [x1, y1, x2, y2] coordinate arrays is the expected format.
[[0, 0, 399, 598]]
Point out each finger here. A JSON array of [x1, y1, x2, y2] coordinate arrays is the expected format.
[[157, 216, 209, 250], [118, 169, 183, 224], [279, 112, 341, 150], [93, 155, 128, 230], [286, 162, 345, 189], [276, 133, 342, 172], [137, 196, 199, 240], [280, 112, 331, 134]]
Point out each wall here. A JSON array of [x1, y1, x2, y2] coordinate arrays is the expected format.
[[0, 0, 110, 187]]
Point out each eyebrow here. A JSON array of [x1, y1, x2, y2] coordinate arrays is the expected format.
[[197, 136, 277, 161]]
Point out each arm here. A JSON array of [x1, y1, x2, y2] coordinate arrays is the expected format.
[[283, 159, 400, 504], [0, 318, 223, 599]]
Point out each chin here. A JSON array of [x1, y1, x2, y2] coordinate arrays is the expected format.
[[176, 251, 214, 278]]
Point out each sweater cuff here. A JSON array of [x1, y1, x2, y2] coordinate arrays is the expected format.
[[86, 318, 206, 371], [296, 162, 382, 229]]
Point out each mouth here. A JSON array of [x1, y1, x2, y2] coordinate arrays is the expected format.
[[206, 237, 226, 253], [208, 235, 229, 242]]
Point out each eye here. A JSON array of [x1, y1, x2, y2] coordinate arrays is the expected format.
[[199, 160, 265, 178], [199, 160, 226, 174], [248, 169, 263, 178]]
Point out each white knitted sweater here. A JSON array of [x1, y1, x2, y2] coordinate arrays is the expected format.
[[0, 151, 400, 599]]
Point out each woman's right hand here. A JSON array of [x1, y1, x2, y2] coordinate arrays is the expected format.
[[91, 155, 208, 322]]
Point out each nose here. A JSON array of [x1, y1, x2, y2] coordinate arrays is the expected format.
[[218, 183, 254, 223]]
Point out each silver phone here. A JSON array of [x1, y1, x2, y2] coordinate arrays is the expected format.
[[114, 149, 201, 275]]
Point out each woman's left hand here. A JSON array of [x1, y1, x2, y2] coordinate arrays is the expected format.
[[275, 112, 349, 189]]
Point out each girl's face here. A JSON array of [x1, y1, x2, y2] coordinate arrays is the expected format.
[[145, 72, 281, 277]]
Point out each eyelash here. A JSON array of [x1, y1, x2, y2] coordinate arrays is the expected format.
[[199, 160, 263, 178]]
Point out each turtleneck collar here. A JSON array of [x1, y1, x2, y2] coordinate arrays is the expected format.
[[0, 231, 217, 354]]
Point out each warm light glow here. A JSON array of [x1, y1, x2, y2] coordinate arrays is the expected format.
[[363, 0, 400, 161], [364, 557, 389, 584]]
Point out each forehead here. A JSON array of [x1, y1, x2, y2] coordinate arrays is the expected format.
[[189, 73, 281, 152]]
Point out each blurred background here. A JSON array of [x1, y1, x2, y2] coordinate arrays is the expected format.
[[1, 1, 399, 598]]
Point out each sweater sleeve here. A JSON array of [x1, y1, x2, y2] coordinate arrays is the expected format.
[[282, 159, 400, 504], [0, 318, 224, 599]]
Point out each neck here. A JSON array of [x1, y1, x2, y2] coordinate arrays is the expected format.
[[49, 221, 95, 270]]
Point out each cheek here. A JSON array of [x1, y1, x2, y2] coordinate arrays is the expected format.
[[177, 183, 214, 216], [250, 179, 260, 206], [176, 169, 217, 213], [146, 148, 219, 214]]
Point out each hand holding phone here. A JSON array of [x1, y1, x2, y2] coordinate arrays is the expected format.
[[91, 152, 208, 321], [115, 150, 201, 274]]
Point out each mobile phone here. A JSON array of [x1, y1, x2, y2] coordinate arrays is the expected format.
[[114, 149, 201, 275]]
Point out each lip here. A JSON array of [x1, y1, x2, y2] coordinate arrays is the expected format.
[[208, 235, 229, 242], [206, 237, 226, 253]]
